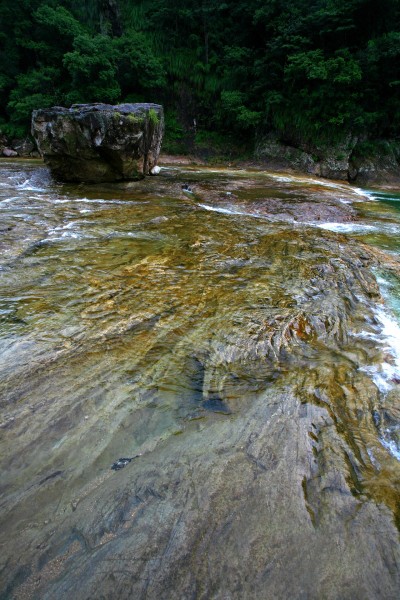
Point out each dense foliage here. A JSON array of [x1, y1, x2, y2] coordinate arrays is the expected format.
[[1, 0, 399, 152]]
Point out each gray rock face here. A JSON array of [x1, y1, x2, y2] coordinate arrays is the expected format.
[[255, 134, 357, 181], [31, 103, 164, 182], [350, 140, 400, 185], [0, 134, 38, 157], [255, 133, 400, 183], [11, 137, 36, 157]]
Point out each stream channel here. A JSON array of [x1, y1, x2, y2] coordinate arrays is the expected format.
[[0, 160, 400, 599]]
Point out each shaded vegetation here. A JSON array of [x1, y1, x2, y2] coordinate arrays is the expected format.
[[0, 0, 399, 152]]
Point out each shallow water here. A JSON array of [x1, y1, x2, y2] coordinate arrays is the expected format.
[[1, 160, 400, 598]]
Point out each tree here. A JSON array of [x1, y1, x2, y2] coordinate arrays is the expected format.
[[0, 0, 398, 149]]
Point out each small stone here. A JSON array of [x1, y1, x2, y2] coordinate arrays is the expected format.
[[2, 148, 18, 157]]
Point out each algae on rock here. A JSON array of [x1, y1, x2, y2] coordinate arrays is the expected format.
[[31, 103, 164, 183]]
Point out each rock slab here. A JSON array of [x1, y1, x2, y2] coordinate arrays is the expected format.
[[31, 103, 164, 182]]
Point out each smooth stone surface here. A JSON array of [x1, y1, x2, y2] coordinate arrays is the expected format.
[[2, 148, 18, 158]]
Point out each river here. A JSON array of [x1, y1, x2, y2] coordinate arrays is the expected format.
[[0, 160, 399, 599]]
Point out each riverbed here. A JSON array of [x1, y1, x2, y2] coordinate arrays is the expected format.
[[0, 160, 399, 599]]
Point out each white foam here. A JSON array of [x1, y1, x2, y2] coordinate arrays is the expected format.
[[268, 172, 353, 192], [358, 281, 400, 461], [316, 222, 376, 233], [381, 437, 400, 461], [61, 231, 81, 238], [0, 197, 19, 204], [52, 222, 77, 231], [360, 306, 400, 393], [73, 198, 140, 205], [18, 178, 48, 192], [48, 222, 79, 237], [19, 184, 47, 192], [198, 203, 262, 219], [265, 175, 383, 205], [268, 175, 294, 183], [47, 220, 93, 240], [351, 187, 376, 201], [183, 167, 245, 175], [43, 233, 85, 242]]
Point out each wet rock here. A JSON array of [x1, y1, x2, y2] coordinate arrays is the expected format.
[[255, 134, 315, 173], [0, 132, 8, 152], [349, 139, 400, 185], [202, 396, 232, 414], [316, 154, 350, 180], [256, 134, 400, 183], [2, 147, 18, 158], [111, 454, 142, 470], [8, 387, 399, 600], [11, 137, 36, 157], [1, 165, 400, 599], [0, 135, 40, 158], [255, 133, 358, 181], [38, 470, 63, 485], [31, 103, 164, 182], [111, 457, 132, 470]]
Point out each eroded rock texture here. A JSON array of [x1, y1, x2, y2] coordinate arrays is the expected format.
[[0, 169, 399, 600], [31, 103, 164, 182], [255, 134, 400, 184]]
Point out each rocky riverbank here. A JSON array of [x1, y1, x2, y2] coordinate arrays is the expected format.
[[254, 135, 400, 185], [2, 130, 400, 186], [0, 134, 39, 159], [157, 154, 399, 190]]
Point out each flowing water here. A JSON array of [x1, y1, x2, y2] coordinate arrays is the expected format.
[[1, 160, 400, 598]]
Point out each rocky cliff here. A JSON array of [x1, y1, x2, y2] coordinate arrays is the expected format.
[[31, 103, 164, 183], [256, 134, 400, 184]]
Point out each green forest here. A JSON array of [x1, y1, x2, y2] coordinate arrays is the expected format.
[[1, 0, 399, 155]]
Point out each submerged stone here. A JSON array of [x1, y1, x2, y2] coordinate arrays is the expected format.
[[202, 397, 232, 414], [111, 454, 142, 470], [31, 103, 164, 183], [111, 458, 132, 471]]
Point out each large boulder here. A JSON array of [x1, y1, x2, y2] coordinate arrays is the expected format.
[[255, 133, 358, 181], [349, 139, 400, 184], [31, 103, 164, 182]]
